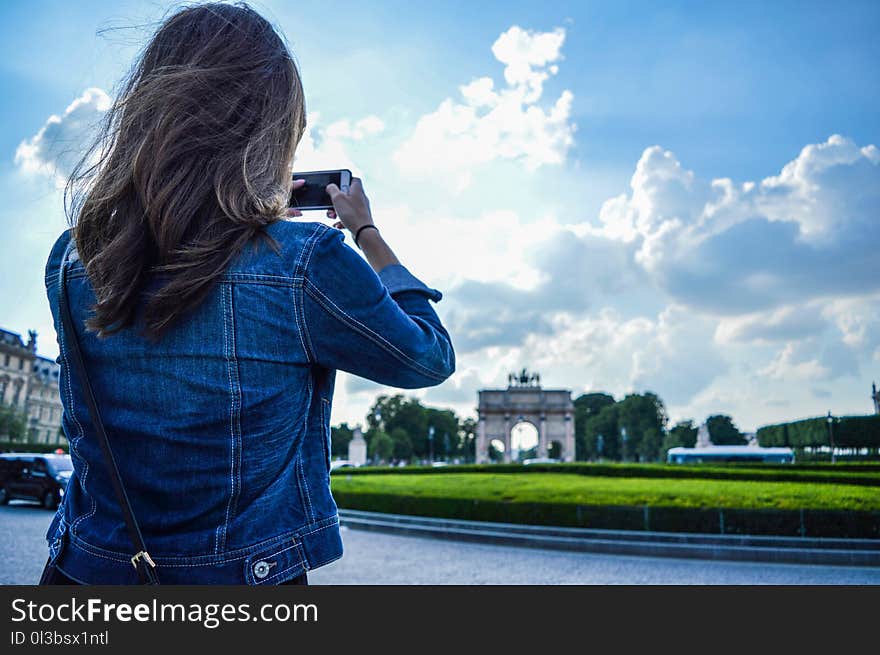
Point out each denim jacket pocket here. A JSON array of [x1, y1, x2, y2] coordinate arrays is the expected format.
[[244, 537, 307, 585]]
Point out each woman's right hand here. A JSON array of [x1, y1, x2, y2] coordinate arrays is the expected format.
[[326, 177, 374, 235]]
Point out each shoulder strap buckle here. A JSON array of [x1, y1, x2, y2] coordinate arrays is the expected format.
[[131, 550, 157, 569]]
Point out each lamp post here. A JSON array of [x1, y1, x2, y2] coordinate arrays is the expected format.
[[372, 408, 382, 466], [826, 411, 836, 464]]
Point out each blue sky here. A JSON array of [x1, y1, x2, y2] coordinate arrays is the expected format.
[[2, 0, 879, 432]]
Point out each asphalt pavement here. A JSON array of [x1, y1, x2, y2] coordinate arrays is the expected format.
[[3, 502, 880, 585]]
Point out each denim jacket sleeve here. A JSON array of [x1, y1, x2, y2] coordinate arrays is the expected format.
[[300, 226, 455, 388]]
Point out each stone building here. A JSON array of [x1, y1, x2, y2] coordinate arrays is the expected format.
[[0, 327, 64, 445]]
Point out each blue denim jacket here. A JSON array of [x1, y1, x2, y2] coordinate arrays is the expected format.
[[43, 220, 454, 584]]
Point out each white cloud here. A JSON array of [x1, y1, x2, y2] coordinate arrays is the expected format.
[[598, 135, 880, 314], [478, 305, 726, 407], [15, 87, 112, 186], [293, 111, 385, 173], [715, 304, 828, 345], [393, 25, 575, 191], [822, 295, 880, 362], [758, 342, 830, 382], [323, 116, 385, 141]]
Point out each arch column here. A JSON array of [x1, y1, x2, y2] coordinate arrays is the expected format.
[[476, 414, 487, 464], [539, 414, 547, 457], [503, 414, 511, 463], [564, 412, 574, 462]]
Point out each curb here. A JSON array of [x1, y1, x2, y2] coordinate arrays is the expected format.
[[338, 509, 880, 567]]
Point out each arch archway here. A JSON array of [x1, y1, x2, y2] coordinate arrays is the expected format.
[[510, 421, 539, 462], [488, 439, 505, 462], [476, 370, 575, 463]]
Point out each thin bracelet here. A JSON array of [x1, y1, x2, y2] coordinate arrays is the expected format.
[[354, 224, 379, 249]]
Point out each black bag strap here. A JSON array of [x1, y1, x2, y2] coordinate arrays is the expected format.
[[58, 238, 159, 585]]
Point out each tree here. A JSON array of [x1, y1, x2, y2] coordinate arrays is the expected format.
[[616, 392, 668, 462], [367, 429, 393, 463], [367, 394, 468, 461], [574, 393, 615, 460], [0, 403, 28, 442], [662, 420, 698, 453], [330, 422, 354, 458], [584, 403, 620, 461], [488, 440, 504, 462], [425, 407, 458, 460], [706, 414, 746, 445], [456, 417, 477, 462], [390, 427, 413, 461], [367, 395, 429, 456]]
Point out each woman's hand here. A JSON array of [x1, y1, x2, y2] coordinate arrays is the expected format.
[[285, 178, 338, 220], [325, 177, 373, 234]]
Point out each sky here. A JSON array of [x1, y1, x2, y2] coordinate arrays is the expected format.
[[1, 0, 879, 433]]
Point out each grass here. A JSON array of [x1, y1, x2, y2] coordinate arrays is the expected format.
[[330, 472, 880, 512], [334, 462, 880, 486]]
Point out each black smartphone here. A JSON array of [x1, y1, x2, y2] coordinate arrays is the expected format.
[[289, 169, 352, 211]]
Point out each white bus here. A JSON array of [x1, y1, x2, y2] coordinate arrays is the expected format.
[[666, 445, 795, 464]]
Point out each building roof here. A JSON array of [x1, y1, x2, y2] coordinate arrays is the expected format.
[[0, 328, 27, 349], [31, 356, 60, 385]]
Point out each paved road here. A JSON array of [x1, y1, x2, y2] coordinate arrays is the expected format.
[[3, 502, 880, 585]]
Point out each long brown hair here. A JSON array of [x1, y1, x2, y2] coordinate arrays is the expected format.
[[65, 2, 306, 341]]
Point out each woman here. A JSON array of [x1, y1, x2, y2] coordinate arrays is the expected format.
[[41, 2, 454, 584]]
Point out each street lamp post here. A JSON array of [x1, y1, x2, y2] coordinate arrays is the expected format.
[[826, 411, 836, 464], [372, 408, 382, 466]]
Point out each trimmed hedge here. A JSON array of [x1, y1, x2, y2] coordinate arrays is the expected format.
[[758, 414, 880, 448], [0, 441, 68, 454], [333, 491, 880, 539], [333, 461, 880, 486]]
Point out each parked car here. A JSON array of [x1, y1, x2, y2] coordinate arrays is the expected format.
[[522, 457, 561, 465], [0, 453, 72, 509], [330, 459, 357, 472]]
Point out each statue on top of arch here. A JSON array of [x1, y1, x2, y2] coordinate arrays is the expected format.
[[508, 367, 540, 388]]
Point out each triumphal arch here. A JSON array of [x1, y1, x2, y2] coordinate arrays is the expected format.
[[476, 369, 575, 463]]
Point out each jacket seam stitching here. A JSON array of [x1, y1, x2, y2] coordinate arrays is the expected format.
[[297, 450, 315, 524], [303, 279, 447, 381], [294, 280, 316, 364], [66, 524, 327, 566], [216, 283, 242, 554], [296, 225, 324, 363], [58, 247, 95, 536], [294, 223, 327, 276]]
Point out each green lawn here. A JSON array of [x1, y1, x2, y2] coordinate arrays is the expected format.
[[330, 472, 880, 512], [335, 462, 880, 486]]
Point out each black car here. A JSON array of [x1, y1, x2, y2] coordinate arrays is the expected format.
[[0, 453, 72, 509]]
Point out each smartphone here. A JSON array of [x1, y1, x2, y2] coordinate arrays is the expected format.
[[289, 169, 352, 211]]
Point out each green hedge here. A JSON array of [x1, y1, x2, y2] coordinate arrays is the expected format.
[[333, 492, 880, 539], [0, 441, 69, 454], [334, 461, 880, 486], [758, 414, 880, 448]]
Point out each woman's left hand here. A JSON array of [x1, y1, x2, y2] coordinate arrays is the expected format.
[[285, 178, 339, 222]]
